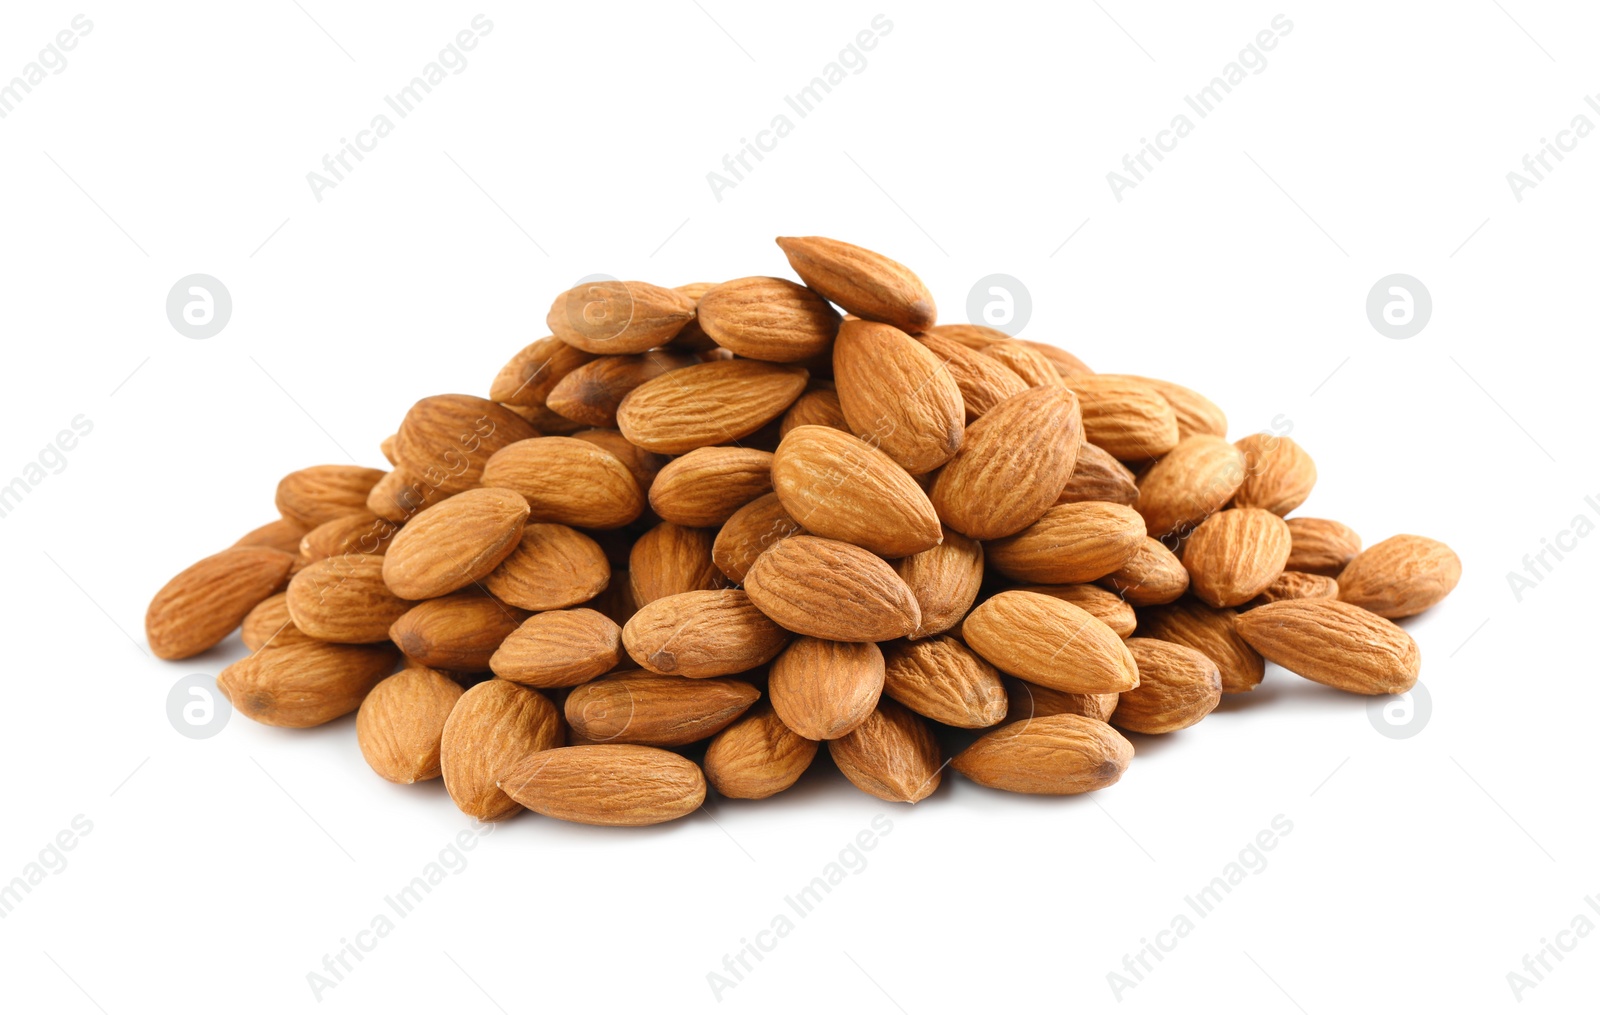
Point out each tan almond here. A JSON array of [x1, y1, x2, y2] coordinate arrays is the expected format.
[[240, 592, 315, 652], [1336, 534, 1461, 618], [1011, 584, 1137, 638], [479, 436, 644, 530], [274, 465, 388, 529], [286, 554, 414, 643], [489, 335, 596, 406], [1135, 600, 1264, 694], [1135, 435, 1248, 539], [951, 713, 1132, 795], [894, 528, 984, 639], [627, 523, 724, 606], [217, 640, 399, 728], [394, 394, 538, 495], [298, 511, 399, 562], [1002, 678, 1118, 724], [1243, 571, 1340, 610], [1020, 340, 1094, 379], [498, 744, 706, 826], [1057, 443, 1139, 506], [1099, 537, 1190, 607], [1067, 376, 1179, 460], [962, 590, 1139, 694], [772, 425, 942, 557], [1112, 639, 1222, 733], [388, 592, 529, 671], [918, 332, 1028, 421], [711, 492, 804, 583], [440, 680, 563, 821], [832, 319, 964, 474], [1286, 517, 1363, 577], [546, 279, 696, 354], [570, 428, 668, 492], [978, 341, 1063, 389], [695, 276, 842, 362], [381, 488, 529, 600], [985, 502, 1147, 584], [1234, 599, 1421, 695], [365, 465, 449, 523], [1233, 433, 1316, 516], [490, 608, 622, 687], [1100, 374, 1227, 440], [930, 386, 1083, 540], [483, 522, 611, 611], [703, 702, 818, 800], [744, 535, 921, 642], [827, 698, 942, 803], [882, 636, 1008, 728], [1183, 507, 1292, 608], [615, 359, 809, 454], [146, 546, 295, 660], [769, 638, 885, 740], [565, 674, 759, 746], [779, 383, 850, 436], [775, 235, 936, 333], [622, 588, 791, 677], [648, 447, 774, 527], [546, 350, 699, 428], [356, 667, 465, 783], [233, 517, 309, 556], [924, 323, 1010, 350]]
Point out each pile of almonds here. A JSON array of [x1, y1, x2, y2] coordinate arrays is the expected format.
[[146, 236, 1463, 826]]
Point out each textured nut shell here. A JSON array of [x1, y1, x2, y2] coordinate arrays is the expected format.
[[894, 529, 984, 639], [924, 322, 1010, 350], [357, 667, 464, 783], [146, 547, 295, 660], [484, 523, 611, 610], [546, 351, 697, 428], [275, 465, 388, 529], [883, 636, 1008, 729], [286, 554, 414, 643], [827, 699, 942, 803], [628, 523, 725, 606], [299, 512, 398, 561], [1067, 376, 1179, 460], [622, 589, 790, 677], [241, 592, 315, 652], [772, 425, 942, 557], [775, 235, 936, 333], [564, 674, 759, 746], [615, 360, 809, 454], [381, 488, 529, 600], [978, 341, 1064, 390], [1136, 599, 1265, 694], [1337, 535, 1462, 618], [711, 492, 804, 583], [917, 332, 1028, 421], [1020, 340, 1094, 379], [648, 447, 774, 527], [1233, 433, 1317, 516], [234, 517, 310, 556], [985, 502, 1147, 584], [571, 428, 668, 492], [440, 680, 563, 821], [780, 384, 850, 436], [1234, 599, 1421, 695], [489, 335, 596, 406], [388, 592, 529, 671], [365, 465, 449, 523], [1183, 508, 1293, 608], [703, 702, 818, 800], [962, 591, 1139, 694], [1112, 639, 1222, 733], [1286, 517, 1363, 577], [832, 320, 965, 474], [394, 395, 538, 495], [1099, 537, 1190, 607], [498, 745, 706, 826], [952, 714, 1132, 795], [1057, 443, 1139, 506], [695, 276, 841, 362], [744, 536, 921, 642], [480, 436, 645, 530], [1002, 678, 1118, 724], [1100, 374, 1227, 441], [218, 641, 399, 728], [1135, 435, 1248, 539], [490, 608, 622, 687], [545, 279, 696, 354], [769, 638, 885, 740], [1011, 584, 1137, 638], [1243, 571, 1340, 610]]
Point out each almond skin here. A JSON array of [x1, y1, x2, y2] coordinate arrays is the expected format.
[[648, 447, 774, 527], [274, 465, 389, 529], [1183, 507, 1293, 608], [827, 698, 942, 803], [1020, 340, 1094, 379], [917, 332, 1028, 421], [615, 360, 809, 454], [744, 535, 922, 642], [388, 592, 530, 671], [1067, 376, 1179, 460], [498, 744, 706, 826], [546, 279, 697, 354], [146, 547, 295, 660], [571, 428, 668, 492], [1002, 678, 1118, 724], [772, 425, 942, 557], [357, 667, 465, 783], [882, 636, 1008, 729], [490, 608, 622, 687], [546, 350, 698, 428], [1336, 535, 1462, 618], [484, 523, 611, 611], [1286, 517, 1363, 577], [894, 528, 984, 639], [233, 517, 310, 556], [963, 590, 1139, 694], [703, 702, 818, 799], [365, 465, 450, 523], [1099, 374, 1227, 440], [768, 638, 885, 740], [480, 436, 645, 530], [951, 713, 1132, 795], [240, 592, 315, 652], [382, 488, 530, 600], [622, 589, 790, 677], [780, 383, 850, 436], [440, 680, 564, 821], [1112, 639, 1222, 734], [832, 319, 965, 474], [925, 322, 1009, 350], [286, 554, 415, 644], [394, 394, 539, 496], [985, 502, 1147, 584], [218, 641, 400, 728], [1232, 433, 1316, 516], [1135, 435, 1248, 539], [1242, 571, 1340, 610], [1057, 443, 1139, 506], [1099, 537, 1190, 607], [564, 674, 759, 746], [696, 276, 842, 362], [930, 386, 1084, 540], [1234, 599, 1421, 695], [775, 235, 936, 333], [298, 511, 399, 561], [978, 341, 1065, 390], [711, 492, 803, 583], [489, 335, 597, 406], [1011, 584, 1137, 638], [628, 523, 725, 606], [1135, 599, 1264, 694]]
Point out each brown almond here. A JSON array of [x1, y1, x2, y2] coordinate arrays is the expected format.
[[394, 395, 539, 495], [772, 425, 942, 557], [1057, 443, 1139, 506], [1286, 517, 1363, 577], [1099, 537, 1190, 607], [695, 276, 842, 362], [489, 335, 597, 406], [1234, 599, 1421, 695], [951, 713, 1132, 795], [218, 640, 399, 728], [930, 386, 1083, 540], [1067, 376, 1180, 460], [480, 436, 644, 530], [298, 511, 399, 561], [1233, 433, 1317, 516], [381, 488, 530, 600], [546, 279, 697, 354], [356, 667, 465, 783], [744, 535, 921, 642], [233, 518, 309, 556], [490, 608, 622, 687], [483, 522, 611, 611], [1336, 535, 1462, 618], [832, 319, 965, 474], [963, 590, 1138, 693], [894, 528, 984, 639], [780, 382, 850, 436], [649, 447, 774, 527], [1011, 584, 1137, 638], [1135, 599, 1264, 694], [505, 402, 586, 436], [1112, 639, 1222, 733], [978, 341, 1063, 389], [985, 502, 1147, 584], [274, 465, 388, 529], [775, 235, 936, 333], [628, 523, 724, 606], [918, 332, 1029, 421], [1243, 571, 1340, 610], [565, 673, 759, 746], [389, 592, 529, 671], [365, 465, 449, 523], [622, 588, 791, 677], [146, 547, 296, 660], [1020, 340, 1094, 379], [1135, 435, 1248, 539], [615, 359, 809, 454], [1100, 374, 1227, 440], [883, 636, 1008, 728], [286, 554, 414, 643], [440, 680, 563, 820], [570, 428, 668, 492], [827, 698, 942, 803], [1183, 508, 1292, 608], [703, 702, 818, 799], [545, 350, 699, 428], [769, 638, 885, 740], [240, 592, 315, 652], [924, 323, 1009, 350], [498, 744, 705, 826], [1002, 678, 1118, 724], [711, 492, 805, 583]]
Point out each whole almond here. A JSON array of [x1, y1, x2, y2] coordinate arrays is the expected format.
[[951, 713, 1132, 795], [571, 428, 668, 491], [565, 674, 759, 746], [827, 698, 942, 803], [918, 332, 1028, 421], [649, 447, 774, 527], [985, 502, 1147, 584], [490, 608, 623, 687], [1100, 374, 1227, 440], [963, 590, 1139, 694], [1243, 571, 1340, 610], [1011, 584, 1137, 638], [234, 517, 309, 556], [1057, 443, 1139, 506], [1136, 599, 1264, 694], [388, 592, 530, 670], [546, 279, 697, 354], [930, 386, 1083, 540], [498, 744, 706, 826], [440, 680, 563, 821], [711, 492, 803, 582], [286, 554, 414, 643], [772, 425, 942, 557], [506, 402, 586, 436], [394, 394, 538, 495], [1002, 678, 1118, 724], [775, 235, 936, 333], [1234, 599, 1421, 695], [217, 641, 399, 728], [1020, 340, 1094, 379], [546, 350, 698, 428], [1286, 517, 1363, 577], [1067, 376, 1179, 460], [769, 638, 885, 740], [299, 511, 399, 562], [1112, 639, 1222, 733], [978, 341, 1064, 389], [241, 592, 315, 652], [484, 522, 611, 610], [695, 276, 842, 362], [274, 465, 388, 529], [628, 523, 725, 606], [1233, 433, 1316, 516], [615, 359, 809, 454], [894, 528, 984, 639], [480, 436, 644, 530], [1135, 435, 1248, 539], [357, 667, 465, 783], [672, 282, 720, 351], [382, 488, 530, 600], [146, 546, 295, 660], [1183, 507, 1292, 608], [489, 335, 596, 406], [703, 702, 818, 799], [622, 588, 790, 677], [780, 383, 850, 436], [882, 636, 1008, 728], [744, 535, 921, 641], [1337, 535, 1462, 618], [365, 465, 449, 523], [832, 319, 965, 474], [1099, 537, 1190, 607], [925, 322, 1009, 350]]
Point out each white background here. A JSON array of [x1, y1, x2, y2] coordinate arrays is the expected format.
[[1, 2, 1596, 1011]]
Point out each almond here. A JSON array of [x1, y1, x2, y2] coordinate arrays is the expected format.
[[711, 492, 803, 583], [951, 713, 1132, 795], [780, 383, 850, 436], [233, 517, 309, 556], [648, 447, 774, 527], [1182, 507, 1292, 608], [1234, 599, 1421, 695], [546, 279, 697, 354], [930, 386, 1083, 540], [146, 546, 295, 660], [695, 276, 842, 362], [564, 673, 759, 746], [772, 425, 942, 557], [1242, 571, 1340, 610], [545, 350, 699, 428], [1336, 535, 1462, 618], [744, 535, 921, 641], [1135, 599, 1264, 694], [1011, 584, 1137, 638], [893, 528, 984, 639], [1100, 374, 1227, 440], [1135, 435, 1248, 539], [1099, 537, 1190, 607], [240, 592, 315, 652], [962, 590, 1139, 694], [479, 436, 644, 529], [217, 640, 399, 728], [615, 359, 809, 454], [775, 235, 936, 333], [827, 698, 942, 803], [832, 319, 965, 474], [985, 502, 1147, 584], [286, 554, 414, 643], [490, 608, 623, 687], [1232, 433, 1316, 516], [1067, 376, 1179, 460], [489, 335, 596, 406], [483, 522, 611, 610], [917, 332, 1028, 421], [440, 680, 563, 820], [365, 465, 449, 523], [1057, 443, 1139, 506], [388, 592, 530, 670], [978, 341, 1063, 389], [622, 588, 790, 677], [672, 282, 720, 352], [769, 638, 885, 740], [356, 666, 465, 783], [924, 322, 1009, 350], [1001, 678, 1118, 724], [1020, 340, 1094, 379], [628, 522, 725, 606], [882, 636, 1008, 728], [394, 394, 538, 495], [703, 702, 819, 799], [381, 488, 530, 600], [1112, 639, 1222, 733], [505, 401, 587, 436], [1286, 517, 1363, 577], [274, 465, 389, 529], [298, 511, 399, 561], [498, 744, 706, 826], [571, 428, 668, 491]]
